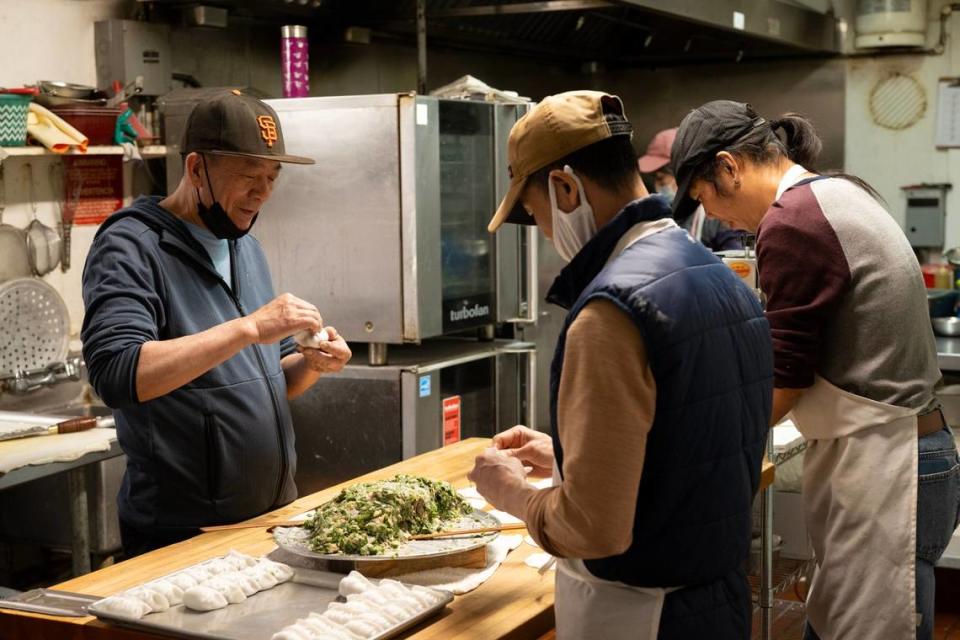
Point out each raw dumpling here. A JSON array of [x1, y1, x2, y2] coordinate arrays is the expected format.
[[145, 579, 184, 606], [327, 600, 374, 616], [338, 571, 374, 597], [182, 585, 229, 612], [225, 549, 259, 570], [167, 572, 198, 591], [394, 595, 424, 614], [411, 585, 445, 606], [125, 586, 170, 613], [243, 565, 279, 590], [294, 328, 330, 349], [270, 627, 313, 640], [223, 571, 259, 597], [203, 576, 247, 604], [306, 612, 356, 639], [257, 558, 295, 583], [356, 612, 392, 632], [95, 595, 151, 619], [203, 558, 233, 576], [380, 602, 413, 624], [185, 565, 213, 583], [323, 607, 355, 626], [343, 619, 379, 639], [349, 588, 389, 607]]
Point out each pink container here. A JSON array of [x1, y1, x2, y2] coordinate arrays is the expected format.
[[281, 25, 309, 98]]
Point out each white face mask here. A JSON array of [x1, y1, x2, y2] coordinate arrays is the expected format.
[[549, 165, 597, 262], [657, 184, 676, 201]]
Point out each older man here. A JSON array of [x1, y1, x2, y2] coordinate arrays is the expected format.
[[82, 90, 351, 557], [468, 91, 772, 639]]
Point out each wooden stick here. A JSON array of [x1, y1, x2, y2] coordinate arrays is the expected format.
[[199, 520, 304, 532], [410, 522, 527, 540]]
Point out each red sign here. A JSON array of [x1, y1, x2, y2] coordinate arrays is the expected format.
[[63, 155, 123, 225], [442, 396, 461, 447]]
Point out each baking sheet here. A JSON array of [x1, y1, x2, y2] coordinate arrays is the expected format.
[[89, 567, 453, 640], [273, 509, 500, 562], [0, 588, 99, 617]]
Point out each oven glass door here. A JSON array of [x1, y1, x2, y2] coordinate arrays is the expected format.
[[438, 100, 496, 333]]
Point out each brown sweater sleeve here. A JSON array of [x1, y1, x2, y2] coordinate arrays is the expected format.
[[524, 298, 656, 559]]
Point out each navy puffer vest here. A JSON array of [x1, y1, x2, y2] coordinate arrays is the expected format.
[[547, 196, 772, 638]]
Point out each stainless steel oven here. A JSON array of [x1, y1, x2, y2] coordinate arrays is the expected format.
[[285, 340, 535, 494], [255, 94, 536, 352]]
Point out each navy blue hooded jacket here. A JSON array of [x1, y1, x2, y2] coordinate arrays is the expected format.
[[81, 196, 298, 535]]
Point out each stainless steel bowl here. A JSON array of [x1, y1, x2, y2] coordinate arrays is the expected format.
[[933, 316, 960, 337]]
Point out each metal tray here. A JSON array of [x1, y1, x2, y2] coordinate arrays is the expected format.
[[0, 588, 100, 617], [273, 508, 500, 562], [88, 567, 453, 640]]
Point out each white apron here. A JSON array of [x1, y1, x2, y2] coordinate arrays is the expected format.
[[790, 375, 919, 640], [552, 215, 684, 639]]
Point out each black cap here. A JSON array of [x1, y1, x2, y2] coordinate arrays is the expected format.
[[182, 89, 315, 165], [670, 100, 765, 220]]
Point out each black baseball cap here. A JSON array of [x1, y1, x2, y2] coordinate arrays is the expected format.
[[670, 100, 765, 220], [182, 89, 315, 165]]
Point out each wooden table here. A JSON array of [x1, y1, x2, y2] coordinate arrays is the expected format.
[[0, 439, 555, 640], [0, 438, 775, 640]]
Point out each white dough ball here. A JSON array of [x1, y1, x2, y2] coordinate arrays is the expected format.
[[182, 585, 229, 612], [294, 328, 330, 349]]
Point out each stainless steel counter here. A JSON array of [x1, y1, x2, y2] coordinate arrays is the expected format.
[[937, 337, 960, 373]]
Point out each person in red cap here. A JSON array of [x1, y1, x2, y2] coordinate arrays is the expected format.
[[639, 127, 742, 252]]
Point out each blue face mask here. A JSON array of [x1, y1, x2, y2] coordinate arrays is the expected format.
[[196, 156, 258, 240]]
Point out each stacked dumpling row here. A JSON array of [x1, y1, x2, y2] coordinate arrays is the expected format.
[[270, 571, 447, 640], [95, 550, 295, 619]]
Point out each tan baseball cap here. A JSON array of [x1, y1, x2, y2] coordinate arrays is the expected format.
[[488, 90, 632, 232]]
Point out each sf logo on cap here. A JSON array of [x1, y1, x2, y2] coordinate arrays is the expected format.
[[257, 115, 278, 148]]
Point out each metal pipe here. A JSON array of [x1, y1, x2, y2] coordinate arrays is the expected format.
[[416, 0, 427, 94], [368, 343, 388, 366], [67, 468, 91, 576], [430, 0, 614, 18]]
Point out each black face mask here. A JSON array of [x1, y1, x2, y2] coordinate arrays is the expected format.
[[196, 156, 259, 240]]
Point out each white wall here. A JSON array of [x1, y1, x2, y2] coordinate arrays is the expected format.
[[0, 0, 127, 342], [844, 0, 960, 248]]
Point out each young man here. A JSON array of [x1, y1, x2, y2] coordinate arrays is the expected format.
[[468, 91, 772, 639], [82, 90, 351, 557]]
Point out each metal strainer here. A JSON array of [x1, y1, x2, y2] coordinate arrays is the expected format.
[[0, 277, 70, 375]]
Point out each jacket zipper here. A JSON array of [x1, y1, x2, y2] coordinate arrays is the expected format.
[[164, 236, 289, 509], [227, 241, 289, 509]]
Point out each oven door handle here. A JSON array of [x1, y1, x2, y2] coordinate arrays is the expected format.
[[504, 225, 538, 324]]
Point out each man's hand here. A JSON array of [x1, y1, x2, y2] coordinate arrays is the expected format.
[[246, 293, 322, 345], [298, 326, 352, 374], [494, 425, 554, 477], [467, 447, 532, 515]]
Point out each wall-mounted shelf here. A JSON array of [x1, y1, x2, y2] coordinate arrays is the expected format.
[[0, 145, 168, 162]]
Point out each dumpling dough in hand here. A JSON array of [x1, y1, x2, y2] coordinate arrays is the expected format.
[[183, 585, 229, 612], [95, 595, 151, 619], [294, 328, 330, 349]]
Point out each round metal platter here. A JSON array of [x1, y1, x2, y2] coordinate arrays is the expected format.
[[273, 509, 500, 562]]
